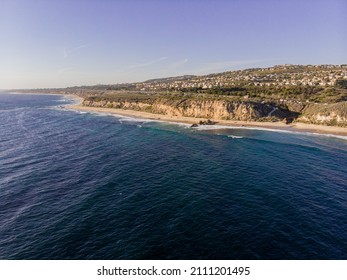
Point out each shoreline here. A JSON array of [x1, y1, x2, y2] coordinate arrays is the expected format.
[[68, 105, 347, 137]]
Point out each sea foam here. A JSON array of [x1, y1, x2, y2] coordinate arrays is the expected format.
[[194, 124, 347, 141]]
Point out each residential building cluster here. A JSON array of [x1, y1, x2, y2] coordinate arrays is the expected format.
[[135, 64, 347, 91]]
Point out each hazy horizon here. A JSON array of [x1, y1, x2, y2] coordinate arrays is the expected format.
[[2, 62, 347, 91], [1, 0, 346, 89]]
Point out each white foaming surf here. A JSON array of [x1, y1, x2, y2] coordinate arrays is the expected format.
[[65, 106, 347, 142], [227, 135, 244, 139], [217, 133, 244, 139], [194, 124, 347, 141], [107, 114, 192, 128], [68, 108, 191, 128]]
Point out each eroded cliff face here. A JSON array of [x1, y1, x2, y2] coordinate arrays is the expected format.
[[82, 98, 292, 121], [82, 98, 347, 126]]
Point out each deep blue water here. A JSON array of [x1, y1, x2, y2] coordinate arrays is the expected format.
[[0, 92, 346, 260]]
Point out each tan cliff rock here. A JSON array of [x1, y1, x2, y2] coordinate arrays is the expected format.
[[82, 98, 347, 126], [82, 98, 289, 121]]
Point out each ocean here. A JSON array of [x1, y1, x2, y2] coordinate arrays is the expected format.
[[0, 92, 346, 259]]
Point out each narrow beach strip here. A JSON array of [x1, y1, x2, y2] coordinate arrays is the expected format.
[[68, 105, 347, 138]]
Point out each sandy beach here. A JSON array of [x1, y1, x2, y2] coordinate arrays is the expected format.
[[68, 105, 347, 137]]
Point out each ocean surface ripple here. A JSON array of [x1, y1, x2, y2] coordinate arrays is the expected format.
[[0, 92, 346, 259]]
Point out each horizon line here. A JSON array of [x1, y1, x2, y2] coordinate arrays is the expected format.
[[3, 62, 347, 91]]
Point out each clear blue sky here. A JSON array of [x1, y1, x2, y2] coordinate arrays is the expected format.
[[1, 0, 346, 89]]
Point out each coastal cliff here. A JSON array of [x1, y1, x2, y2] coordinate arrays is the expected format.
[[81, 97, 347, 127], [82, 98, 297, 122]]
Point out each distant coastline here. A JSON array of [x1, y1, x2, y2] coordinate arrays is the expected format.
[[13, 64, 347, 134]]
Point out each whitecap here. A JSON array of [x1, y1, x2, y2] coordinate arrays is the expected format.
[[227, 135, 244, 139]]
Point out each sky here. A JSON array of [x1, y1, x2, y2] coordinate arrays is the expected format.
[[0, 0, 346, 89]]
